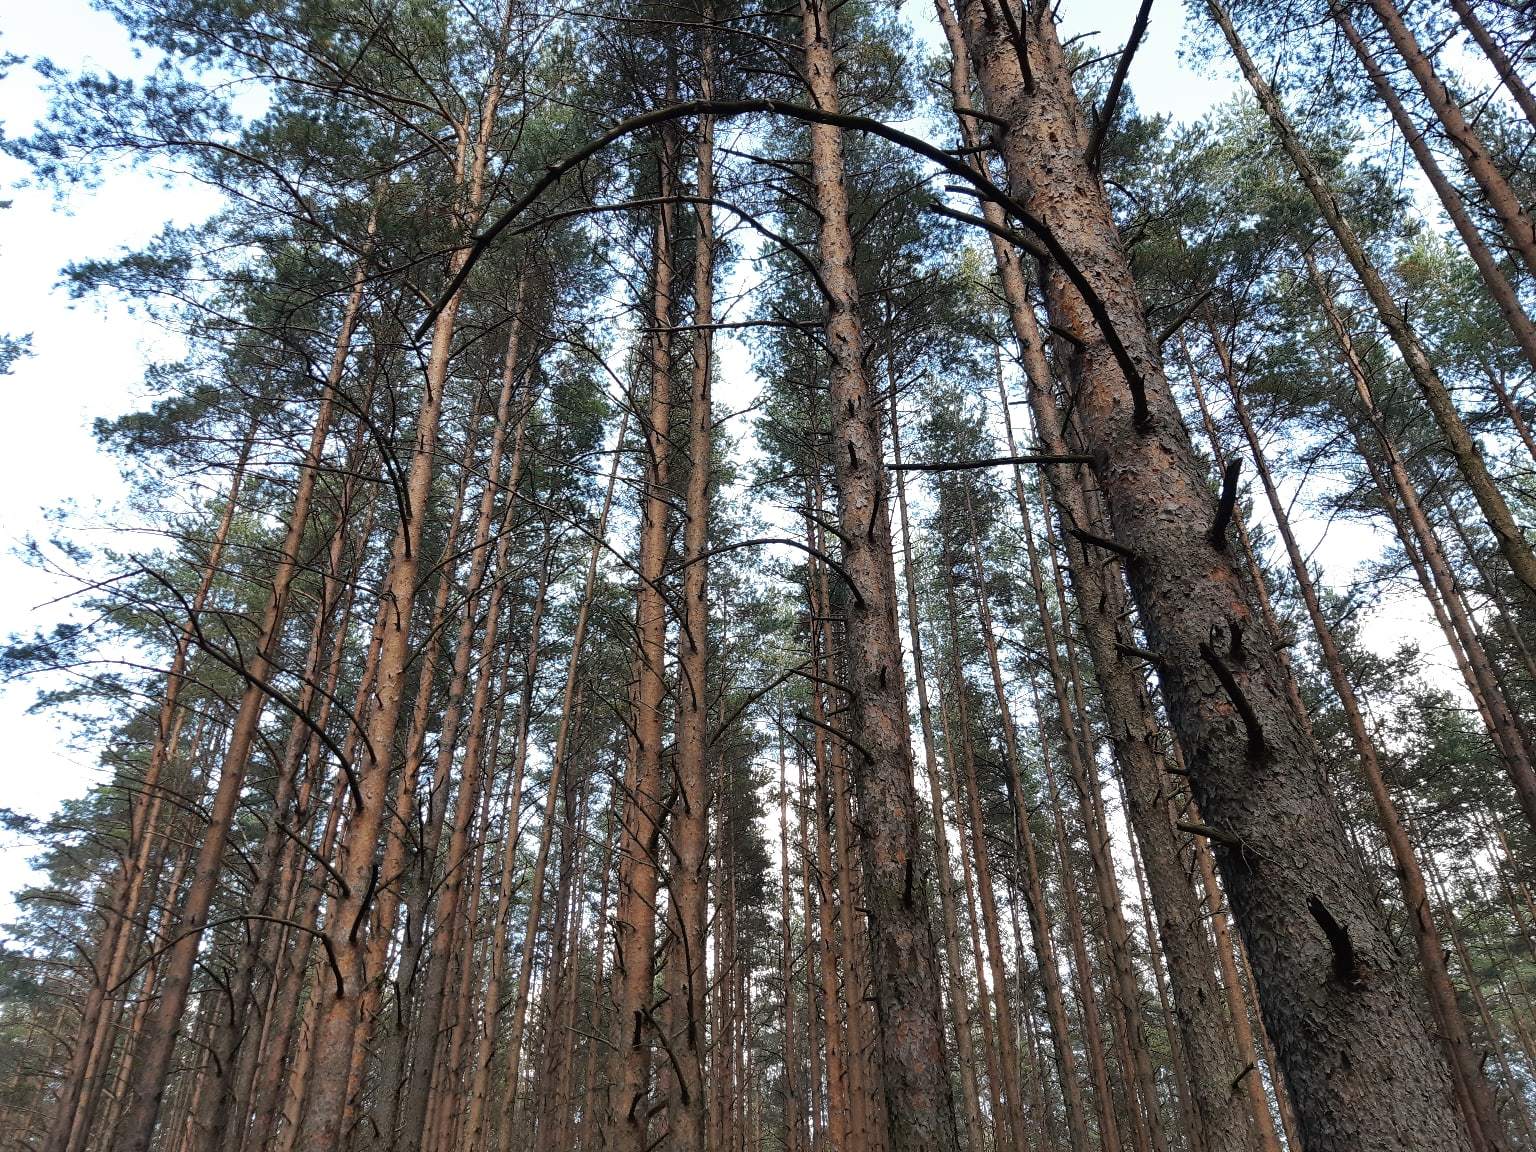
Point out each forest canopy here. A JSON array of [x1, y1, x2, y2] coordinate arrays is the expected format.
[[2, 2, 1536, 1152]]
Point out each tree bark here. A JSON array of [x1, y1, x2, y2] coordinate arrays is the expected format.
[[1194, 320, 1509, 1151], [958, 6, 1474, 1148], [797, 0, 958, 1144]]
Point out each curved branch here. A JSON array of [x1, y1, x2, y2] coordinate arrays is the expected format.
[[411, 100, 1150, 421]]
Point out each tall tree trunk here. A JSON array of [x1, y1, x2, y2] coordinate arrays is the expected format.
[[606, 114, 678, 1152], [398, 366, 541, 1152], [54, 417, 258, 1152], [1194, 322, 1510, 1151], [932, 2, 1269, 1138], [778, 725, 805, 1152], [889, 387, 986, 1152], [796, 0, 958, 1143], [972, 476, 1164, 1152], [958, 6, 1474, 1148], [667, 82, 716, 1152], [1300, 249, 1536, 829], [1190, 823, 1284, 1152]]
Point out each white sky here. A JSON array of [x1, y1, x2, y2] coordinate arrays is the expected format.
[[0, 0, 1474, 923]]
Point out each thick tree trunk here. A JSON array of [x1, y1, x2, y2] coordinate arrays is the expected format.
[[1195, 324, 1510, 1151], [958, 6, 1474, 1148]]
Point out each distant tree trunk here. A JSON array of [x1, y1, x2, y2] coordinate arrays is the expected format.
[[115, 241, 362, 1152], [1428, 857, 1536, 1146], [937, 550, 1038, 1152], [971, 478, 1164, 1152], [1362, 0, 1536, 277], [798, 770, 826, 1152], [1328, 0, 1536, 377], [936, 679, 1008, 1149], [888, 388, 986, 1152], [55, 416, 257, 1152], [606, 115, 678, 1152], [1206, 0, 1536, 607], [803, 537, 854, 1151], [1189, 823, 1284, 1152], [778, 726, 805, 1152], [396, 347, 537, 1152], [1032, 690, 1124, 1152], [1300, 250, 1536, 830]]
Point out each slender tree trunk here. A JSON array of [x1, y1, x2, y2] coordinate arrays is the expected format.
[[1206, 0, 1536, 607], [115, 236, 366, 1152], [1190, 827, 1283, 1152], [606, 113, 678, 1152], [1033, 691, 1124, 1152], [973, 478, 1163, 1152], [667, 79, 716, 1151], [778, 725, 805, 1152], [1329, 0, 1536, 377], [1363, 0, 1536, 276], [1300, 250, 1536, 831], [369, 395, 497, 1146], [798, 771, 826, 1152], [55, 418, 257, 1152], [804, 554, 854, 1152], [889, 388, 986, 1152], [1429, 857, 1536, 1146], [796, 0, 958, 1143]]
